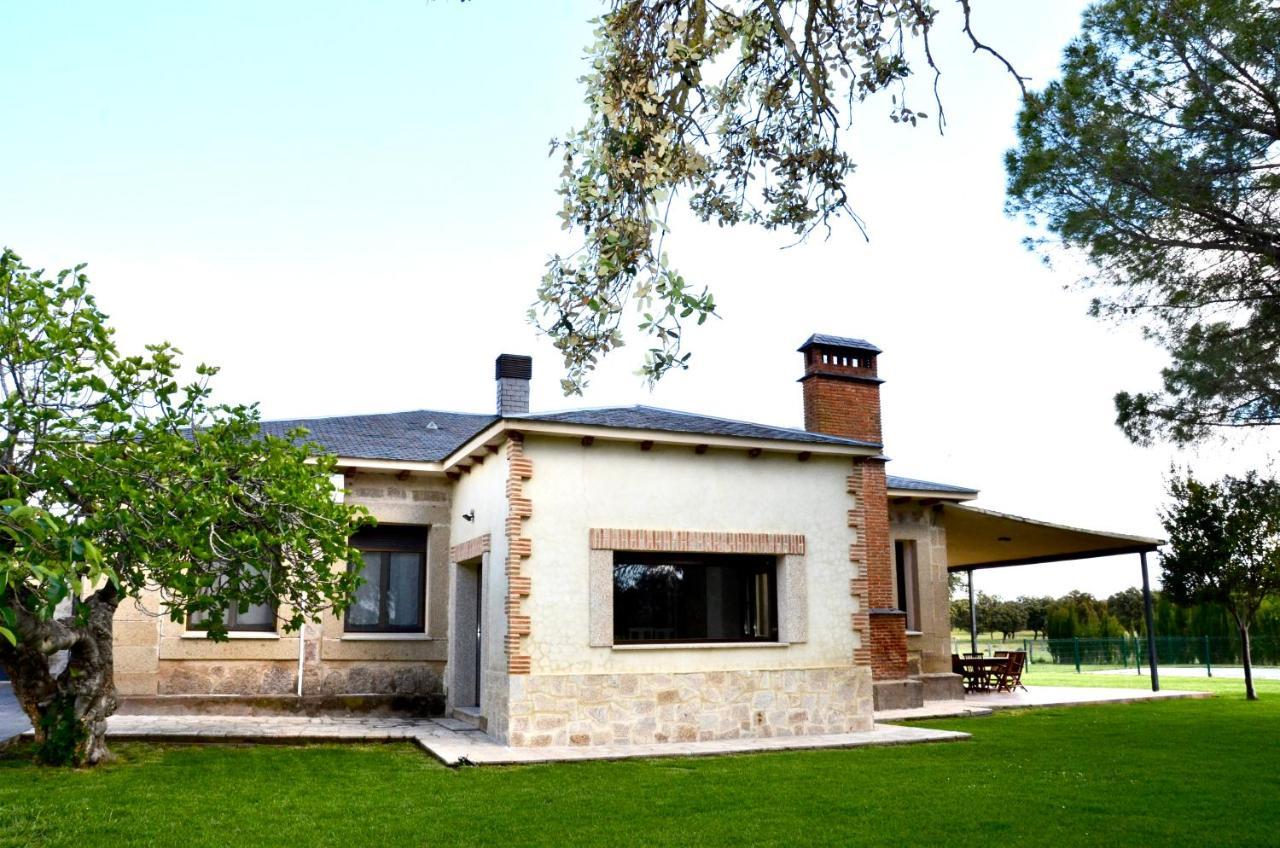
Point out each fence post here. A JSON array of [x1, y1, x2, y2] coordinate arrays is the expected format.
[[1073, 637, 1081, 673], [1204, 635, 1212, 678], [1135, 636, 1142, 674]]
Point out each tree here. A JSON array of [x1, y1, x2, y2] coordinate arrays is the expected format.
[[0, 250, 370, 765], [1018, 595, 1053, 639], [1161, 470, 1280, 700], [974, 591, 1001, 638], [1006, 0, 1280, 445], [534, 0, 1026, 392], [1107, 587, 1147, 636], [990, 599, 1026, 640]]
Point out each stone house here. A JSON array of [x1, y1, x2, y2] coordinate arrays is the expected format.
[[112, 333, 1157, 746]]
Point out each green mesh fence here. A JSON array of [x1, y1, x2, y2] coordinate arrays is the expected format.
[[952, 635, 1280, 673]]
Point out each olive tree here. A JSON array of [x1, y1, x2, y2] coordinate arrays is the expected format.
[[533, 0, 1026, 392], [1161, 471, 1280, 700], [0, 249, 369, 765]]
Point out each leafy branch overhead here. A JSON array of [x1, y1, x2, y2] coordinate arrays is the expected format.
[[534, 0, 1026, 394], [1006, 0, 1280, 444]]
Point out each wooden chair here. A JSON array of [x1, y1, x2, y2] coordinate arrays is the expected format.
[[995, 651, 1028, 693]]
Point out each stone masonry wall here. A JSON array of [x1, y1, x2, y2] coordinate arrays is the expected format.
[[505, 666, 873, 747], [118, 471, 452, 708]]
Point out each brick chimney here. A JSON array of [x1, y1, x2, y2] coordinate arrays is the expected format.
[[798, 334, 883, 445], [495, 354, 532, 416], [799, 334, 907, 683]]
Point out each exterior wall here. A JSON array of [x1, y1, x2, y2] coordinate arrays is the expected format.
[[891, 502, 952, 675], [114, 472, 453, 708], [498, 436, 872, 746], [447, 445, 512, 735]]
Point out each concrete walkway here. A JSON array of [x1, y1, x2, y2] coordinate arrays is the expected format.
[[4, 683, 966, 766], [875, 684, 1211, 722], [100, 713, 967, 766], [8, 682, 1209, 765]]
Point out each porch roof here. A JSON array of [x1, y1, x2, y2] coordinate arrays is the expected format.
[[942, 504, 1161, 571]]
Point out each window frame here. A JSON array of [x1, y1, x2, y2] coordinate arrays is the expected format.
[[611, 550, 780, 646], [894, 539, 921, 633], [186, 596, 278, 634], [345, 527, 429, 634]]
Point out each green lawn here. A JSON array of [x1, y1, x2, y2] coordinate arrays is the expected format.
[[1023, 665, 1280, 697], [3, 695, 1279, 847]]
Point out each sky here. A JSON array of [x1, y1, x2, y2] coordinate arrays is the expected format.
[[1, 1, 1273, 600]]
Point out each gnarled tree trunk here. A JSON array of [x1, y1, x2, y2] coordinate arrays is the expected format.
[[0, 583, 120, 765]]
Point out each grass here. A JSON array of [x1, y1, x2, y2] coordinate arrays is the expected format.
[[3, 695, 1279, 847], [1023, 665, 1280, 697]]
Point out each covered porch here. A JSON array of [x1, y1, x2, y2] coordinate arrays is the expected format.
[[942, 503, 1165, 691]]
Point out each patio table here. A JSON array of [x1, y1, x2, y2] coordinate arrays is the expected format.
[[955, 657, 1008, 693]]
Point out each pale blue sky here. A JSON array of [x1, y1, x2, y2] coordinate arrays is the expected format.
[[2, 1, 1271, 598]]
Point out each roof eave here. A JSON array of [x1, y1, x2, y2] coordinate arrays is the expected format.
[[887, 487, 978, 502], [441, 418, 881, 471]]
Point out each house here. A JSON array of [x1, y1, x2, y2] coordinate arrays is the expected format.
[[111, 334, 1159, 746]]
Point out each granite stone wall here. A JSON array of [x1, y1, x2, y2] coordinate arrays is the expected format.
[[503, 666, 872, 747]]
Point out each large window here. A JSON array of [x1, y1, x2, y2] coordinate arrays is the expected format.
[[345, 525, 428, 633], [894, 539, 920, 632], [612, 552, 778, 644]]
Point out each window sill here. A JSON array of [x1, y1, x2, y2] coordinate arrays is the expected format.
[[340, 633, 433, 641], [905, 630, 925, 637], [180, 632, 280, 640], [612, 642, 789, 651]]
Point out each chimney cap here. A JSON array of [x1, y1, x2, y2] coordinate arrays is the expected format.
[[495, 353, 533, 380], [797, 334, 881, 355]]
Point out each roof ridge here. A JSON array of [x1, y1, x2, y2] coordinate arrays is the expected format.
[[628, 404, 869, 443], [259, 407, 496, 426]]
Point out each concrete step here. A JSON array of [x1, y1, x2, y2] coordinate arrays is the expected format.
[[872, 678, 924, 711], [450, 706, 486, 732], [918, 672, 966, 703]]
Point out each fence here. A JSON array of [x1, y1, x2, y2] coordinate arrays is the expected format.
[[952, 635, 1280, 673]]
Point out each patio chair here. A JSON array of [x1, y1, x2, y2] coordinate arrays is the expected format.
[[958, 654, 991, 692], [995, 651, 1028, 693]]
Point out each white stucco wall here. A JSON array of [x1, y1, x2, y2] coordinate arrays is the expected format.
[[521, 436, 859, 675], [448, 448, 511, 723]]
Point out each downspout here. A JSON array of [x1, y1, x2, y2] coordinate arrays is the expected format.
[[296, 616, 306, 698]]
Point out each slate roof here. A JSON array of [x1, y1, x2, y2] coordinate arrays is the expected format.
[[511, 405, 881, 448], [257, 410, 497, 462], [797, 333, 882, 354], [886, 475, 978, 495], [254, 402, 884, 461], [255, 407, 976, 492]]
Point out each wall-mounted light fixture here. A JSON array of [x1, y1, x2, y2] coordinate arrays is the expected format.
[[462, 510, 476, 523]]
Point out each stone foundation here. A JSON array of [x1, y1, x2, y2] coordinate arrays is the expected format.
[[504, 666, 872, 747], [157, 659, 444, 700]]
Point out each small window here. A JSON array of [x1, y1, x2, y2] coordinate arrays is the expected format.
[[187, 569, 277, 633], [345, 525, 428, 633], [894, 540, 921, 631], [612, 552, 778, 644]]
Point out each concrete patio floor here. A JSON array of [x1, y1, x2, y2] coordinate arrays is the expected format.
[[874, 684, 1212, 722]]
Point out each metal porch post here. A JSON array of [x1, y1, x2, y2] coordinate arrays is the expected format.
[[968, 568, 978, 655], [1140, 551, 1160, 692]]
